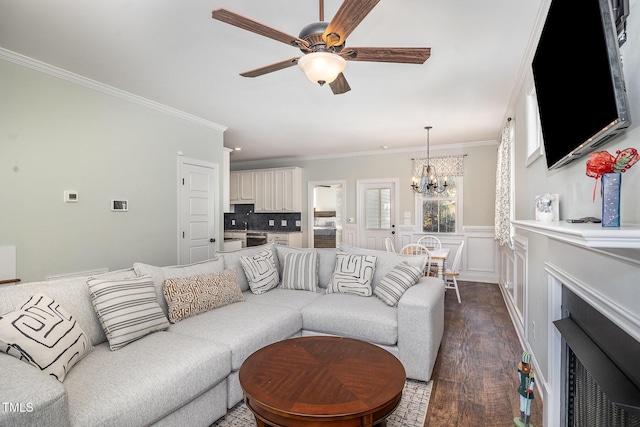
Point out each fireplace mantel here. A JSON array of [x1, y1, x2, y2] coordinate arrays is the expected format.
[[512, 220, 640, 249]]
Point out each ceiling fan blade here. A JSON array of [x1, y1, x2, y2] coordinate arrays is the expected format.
[[329, 73, 351, 95], [212, 9, 309, 49], [323, 0, 380, 48], [240, 58, 300, 78], [341, 47, 431, 64]]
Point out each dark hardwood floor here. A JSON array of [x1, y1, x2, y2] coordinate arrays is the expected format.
[[424, 281, 543, 427]]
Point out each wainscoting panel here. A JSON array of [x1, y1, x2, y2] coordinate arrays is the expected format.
[[397, 225, 499, 283]]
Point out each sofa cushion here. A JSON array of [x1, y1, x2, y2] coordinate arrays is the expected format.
[[274, 245, 337, 288], [217, 243, 278, 292], [326, 252, 377, 297], [240, 247, 279, 294], [339, 243, 427, 289], [133, 257, 225, 316], [242, 288, 323, 311], [374, 262, 424, 307], [302, 293, 398, 346], [63, 331, 231, 427], [169, 301, 301, 370], [281, 251, 319, 291], [0, 294, 92, 382], [0, 277, 108, 346], [86, 275, 170, 351], [163, 270, 245, 324]]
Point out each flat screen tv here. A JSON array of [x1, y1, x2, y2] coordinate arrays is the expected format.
[[532, 0, 631, 170]]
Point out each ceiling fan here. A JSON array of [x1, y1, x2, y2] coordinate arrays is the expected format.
[[212, 0, 431, 95]]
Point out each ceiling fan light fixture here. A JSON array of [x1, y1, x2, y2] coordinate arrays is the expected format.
[[298, 52, 346, 86]]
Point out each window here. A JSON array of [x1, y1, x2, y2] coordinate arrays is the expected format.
[[365, 188, 391, 230], [418, 176, 461, 233], [412, 155, 464, 234]]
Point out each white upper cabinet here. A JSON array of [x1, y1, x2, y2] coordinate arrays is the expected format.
[[230, 167, 302, 212], [229, 171, 255, 204]]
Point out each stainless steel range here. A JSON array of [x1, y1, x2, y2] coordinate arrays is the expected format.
[[246, 232, 268, 247]]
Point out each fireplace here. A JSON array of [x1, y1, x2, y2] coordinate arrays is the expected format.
[[554, 287, 640, 426]]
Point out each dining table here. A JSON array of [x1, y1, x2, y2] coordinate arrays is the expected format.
[[427, 247, 450, 279]]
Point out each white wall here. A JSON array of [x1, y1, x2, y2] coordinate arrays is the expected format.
[[0, 58, 226, 282], [508, 0, 640, 422]]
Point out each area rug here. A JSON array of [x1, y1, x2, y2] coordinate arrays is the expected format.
[[212, 379, 432, 427]]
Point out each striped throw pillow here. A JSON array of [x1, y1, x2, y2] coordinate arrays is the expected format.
[[0, 294, 92, 381], [240, 247, 279, 294], [86, 275, 170, 351], [374, 262, 423, 307], [281, 252, 319, 291], [326, 252, 377, 297]]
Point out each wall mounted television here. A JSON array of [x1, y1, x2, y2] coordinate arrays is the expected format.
[[532, 0, 631, 170]]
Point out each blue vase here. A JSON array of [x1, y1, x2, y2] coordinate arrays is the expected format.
[[601, 173, 621, 227]]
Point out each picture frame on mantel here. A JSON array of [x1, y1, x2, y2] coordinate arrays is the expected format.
[[535, 193, 559, 221]]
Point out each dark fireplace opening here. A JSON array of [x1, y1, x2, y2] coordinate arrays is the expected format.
[[554, 287, 640, 427]]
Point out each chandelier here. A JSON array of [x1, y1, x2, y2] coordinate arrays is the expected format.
[[411, 126, 448, 195]]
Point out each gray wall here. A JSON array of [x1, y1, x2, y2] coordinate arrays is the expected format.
[[0, 59, 226, 282], [232, 143, 498, 246]]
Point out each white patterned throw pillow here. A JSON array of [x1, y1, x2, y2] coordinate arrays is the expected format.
[[281, 251, 319, 291], [240, 247, 279, 294], [326, 251, 377, 296], [0, 294, 92, 381], [374, 262, 424, 307], [86, 275, 170, 351]]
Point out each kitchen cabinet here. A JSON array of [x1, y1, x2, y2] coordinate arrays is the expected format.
[[267, 232, 302, 248], [251, 167, 302, 213], [254, 170, 275, 212], [229, 171, 255, 204], [274, 168, 302, 212]]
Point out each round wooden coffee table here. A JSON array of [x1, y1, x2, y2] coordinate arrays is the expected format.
[[239, 336, 406, 427]]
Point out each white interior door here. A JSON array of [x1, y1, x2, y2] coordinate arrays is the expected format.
[[357, 179, 398, 251], [179, 158, 218, 264]]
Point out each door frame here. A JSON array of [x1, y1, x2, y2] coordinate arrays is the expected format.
[[307, 180, 347, 248], [177, 156, 220, 264], [356, 178, 399, 249]]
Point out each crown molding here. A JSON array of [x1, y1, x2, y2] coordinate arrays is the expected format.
[[0, 48, 228, 133], [231, 139, 498, 167]]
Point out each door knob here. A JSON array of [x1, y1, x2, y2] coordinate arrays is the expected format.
[[210, 238, 215, 243]]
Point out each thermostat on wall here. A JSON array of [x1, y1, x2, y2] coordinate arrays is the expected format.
[[64, 191, 78, 203], [111, 199, 128, 212]]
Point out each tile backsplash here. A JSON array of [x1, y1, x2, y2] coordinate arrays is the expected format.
[[224, 205, 301, 232]]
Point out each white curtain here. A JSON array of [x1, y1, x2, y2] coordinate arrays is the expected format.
[[495, 119, 513, 247]]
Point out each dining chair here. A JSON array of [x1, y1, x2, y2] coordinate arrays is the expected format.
[[384, 237, 396, 253], [416, 235, 442, 251], [416, 236, 442, 276], [443, 241, 464, 303], [399, 243, 432, 276]]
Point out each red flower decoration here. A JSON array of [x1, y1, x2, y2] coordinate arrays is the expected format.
[[586, 148, 639, 201]]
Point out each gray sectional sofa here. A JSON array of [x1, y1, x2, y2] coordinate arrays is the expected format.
[[0, 242, 445, 427]]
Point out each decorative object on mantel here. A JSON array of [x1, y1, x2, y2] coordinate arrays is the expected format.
[[411, 126, 448, 195], [534, 193, 558, 222], [586, 148, 639, 227]]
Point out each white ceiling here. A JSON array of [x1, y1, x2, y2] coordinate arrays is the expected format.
[[0, 0, 548, 163]]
